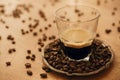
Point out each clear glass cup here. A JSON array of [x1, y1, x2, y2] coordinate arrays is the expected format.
[[55, 5, 100, 61]]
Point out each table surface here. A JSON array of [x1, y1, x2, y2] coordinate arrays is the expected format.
[[0, 0, 120, 80]]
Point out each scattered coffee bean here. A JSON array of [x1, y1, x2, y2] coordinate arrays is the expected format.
[[40, 73, 47, 78], [28, 17, 32, 20], [32, 54, 36, 58], [12, 41, 16, 44], [8, 49, 12, 54], [48, 24, 52, 27], [53, 20, 56, 23], [39, 10, 47, 21], [113, 7, 117, 11], [8, 48, 16, 53], [78, 13, 84, 17], [112, 12, 115, 15], [6, 62, 11, 66], [12, 48, 16, 52], [39, 29, 42, 32], [22, 20, 25, 23], [25, 63, 31, 68], [0, 36, 1, 40], [40, 43, 44, 47], [7, 35, 14, 40], [38, 48, 42, 52], [26, 55, 31, 59], [27, 50, 31, 54], [33, 21, 39, 28], [25, 31, 29, 34], [44, 27, 48, 30], [117, 27, 120, 32], [67, 19, 70, 21], [105, 29, 112, 34], [29, 29, 33, 32], [5, 26, 9, 29], [97, 0, 101, 5], [28, 24, 32, 28], [33, 32, 37, 36], [48, 36, 52, 40], [51, 35, 56, 40], [75, 9, 80, 13], [27, 70, 33, 76], [31, 57, 35, 61], [112, 22, 115, 26], [119, 21, 120, 24]]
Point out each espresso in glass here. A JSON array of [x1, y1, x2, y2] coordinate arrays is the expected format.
[[55, 5, 100, 61], [60, 28, 92, 60]]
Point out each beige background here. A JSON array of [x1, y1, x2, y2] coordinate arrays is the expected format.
[[0, 0, 120, 80]]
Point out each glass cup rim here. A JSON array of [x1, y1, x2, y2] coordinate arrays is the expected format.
[[55, 5, 100, 23]]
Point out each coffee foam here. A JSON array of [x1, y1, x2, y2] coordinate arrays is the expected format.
[[60, 28, 93, 48]]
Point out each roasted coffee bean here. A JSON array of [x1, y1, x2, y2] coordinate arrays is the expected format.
[[39, 10, 47, 21], [25, 63, 31, 68], [8, 49, 12, 53], [22, 20, 25, 23], [40, 43, 44, 47], [33, 32, 37, 36], [6, 62, 11, 66], [74, 9, 80, 13], [44, 27, 48, 30], [32, 54, 36, 58], [26, 55, 31, 59], [28, 24, 32, 28], [48, 24, 52, 27], [105, 29, 111, 34], [31, 57, 35, 61], [96, 33, 100, 37], [117, 27, 120, 32], [12, 48, 16, 52], [53, 20, 56, 23], [29, 29, 33, 32], [112, 22, 115, 26], [38, 48, 42, 52], [5, 26, 9, 29], [28, 17, 32, 20], [97, 0, 101, 5], [113, 7, 117, 11], [39, 29, 42, 32], [25, 31, 29, 34], [27, 50, 31, 54], [48, 36, 52, 40], [40, 73, 47, 78], [12, 41, 16, 44], [27, 70, 33, 76], [112, 12, 115, 15], [0, 36, 1, 40]]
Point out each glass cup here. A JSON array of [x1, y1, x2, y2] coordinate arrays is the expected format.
[[55, 5, 100, 61]]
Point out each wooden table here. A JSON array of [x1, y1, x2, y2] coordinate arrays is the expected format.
[[0, 0, 120, 80]]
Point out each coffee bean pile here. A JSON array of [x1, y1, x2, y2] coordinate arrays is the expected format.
[[44, 39, 112, 74]]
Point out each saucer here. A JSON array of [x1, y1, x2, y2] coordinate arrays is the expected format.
[[42, 39, 114, 76]]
